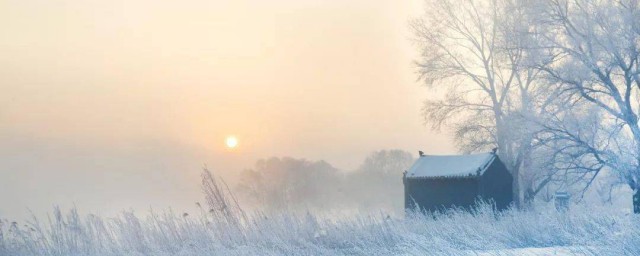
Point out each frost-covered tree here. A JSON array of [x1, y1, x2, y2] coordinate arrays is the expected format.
[[412, 0, 549, 206], [535, 0, 640, 212], [528, 94, 615, 201]]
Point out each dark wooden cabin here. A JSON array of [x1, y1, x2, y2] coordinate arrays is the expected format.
[[403, 151, 513, 212]]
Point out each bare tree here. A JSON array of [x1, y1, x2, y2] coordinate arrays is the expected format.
[[412, 0, 548, 206], [529, 93, 616, 201], [536, 0, 640, 212]]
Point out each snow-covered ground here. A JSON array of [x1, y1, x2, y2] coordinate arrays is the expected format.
[[1, 173, 635, 255], [1, 203, 636, 256], [475, 246, 606, 256]]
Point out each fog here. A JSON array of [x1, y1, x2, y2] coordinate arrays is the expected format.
[[235, 150, 415, 214], [0, 0, 454, 219], [6, 0, 640, 254]]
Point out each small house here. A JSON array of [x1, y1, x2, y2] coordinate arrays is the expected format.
[[403, 150, 513, 212]]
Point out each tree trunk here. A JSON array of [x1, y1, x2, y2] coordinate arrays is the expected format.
[[512, 167, 521, 208], [494, 116, 522, 208], [634, 189, 640, 214], [523, 188, 535, 207]]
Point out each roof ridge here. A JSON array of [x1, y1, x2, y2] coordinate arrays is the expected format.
[[419, 151, 495, 157], [406, 152, 496, 179]]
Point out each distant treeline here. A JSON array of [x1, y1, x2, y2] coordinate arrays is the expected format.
[[234, 150, 414, 213]]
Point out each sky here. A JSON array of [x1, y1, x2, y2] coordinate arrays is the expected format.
[[0, 0, 455, 219]]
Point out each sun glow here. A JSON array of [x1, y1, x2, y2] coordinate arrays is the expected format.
[[225, 136, 238, 148]]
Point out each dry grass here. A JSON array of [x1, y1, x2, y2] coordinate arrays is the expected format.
[[1, 169, 636, 255]]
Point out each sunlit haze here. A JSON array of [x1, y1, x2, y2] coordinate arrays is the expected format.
[[0, 0, 455, 219], [226, 136, 238, 148]]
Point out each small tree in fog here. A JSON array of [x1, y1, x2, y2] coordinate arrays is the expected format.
[[358, 150, 414, 175], [236, 157, 341, 211], [346, 150, 415, 211]]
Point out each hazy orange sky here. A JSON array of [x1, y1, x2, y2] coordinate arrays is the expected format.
[[0, 0, 455, 218]]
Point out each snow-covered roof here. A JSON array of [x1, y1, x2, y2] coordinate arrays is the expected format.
[[405, 152, 496, 179]]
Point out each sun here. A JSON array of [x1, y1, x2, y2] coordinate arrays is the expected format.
[[225, 136, 238, 149]]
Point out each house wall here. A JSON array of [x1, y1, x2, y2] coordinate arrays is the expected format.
[[404, 177, 479, 212], [479, 157, 513, 210], [403, 156, 514, 213]]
